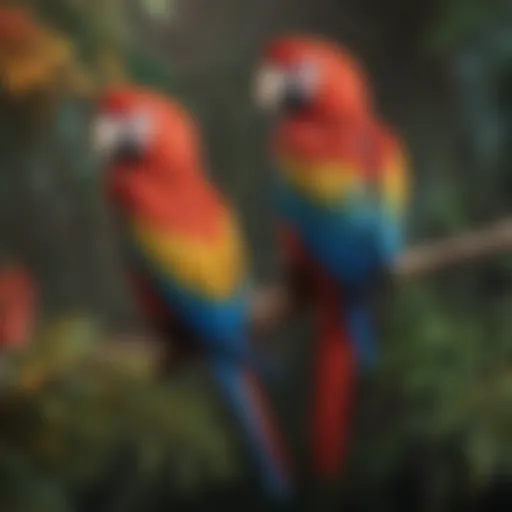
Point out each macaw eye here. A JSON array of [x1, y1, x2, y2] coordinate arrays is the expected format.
[[127, 110, 152, 144], [113, 112, 153, 162], [282, 61, 319, 113], [292, 61, 319, 96]]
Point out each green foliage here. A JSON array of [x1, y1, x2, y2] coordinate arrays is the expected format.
[[427, 0, 490, 51], [0, 313, 237, 509]]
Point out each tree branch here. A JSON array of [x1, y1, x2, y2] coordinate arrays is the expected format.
[[250, 217, 512, 333], [394, 217, 512, 280]]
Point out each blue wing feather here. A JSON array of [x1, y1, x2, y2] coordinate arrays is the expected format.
[[124, 240, 291, 499], [125, 240, 249, 352], [275, 176, 401, 371]]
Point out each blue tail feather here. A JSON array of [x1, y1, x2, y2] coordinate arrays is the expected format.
[[207, 357, 292, 501]]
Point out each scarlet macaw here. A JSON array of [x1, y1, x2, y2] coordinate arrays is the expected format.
[[92, 86, 292, 499], [254, 35, 409, 478]]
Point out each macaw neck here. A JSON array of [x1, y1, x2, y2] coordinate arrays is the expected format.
[[107, 160, 225, 240], [147, 188, 224, 240], [273, 113, 376, 167]]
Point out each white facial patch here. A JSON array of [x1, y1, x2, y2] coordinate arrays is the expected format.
[[254, 65, 288, 111], [91, 110, 153, 159], [92, 114, 124, 156]]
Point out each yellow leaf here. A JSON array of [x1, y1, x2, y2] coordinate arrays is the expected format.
[[0, 15, 73, 96]]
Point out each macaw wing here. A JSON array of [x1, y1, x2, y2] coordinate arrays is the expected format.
[[129, 209, 247, 302], [375, 127, 409, 265], [126, 210, 251, 349]]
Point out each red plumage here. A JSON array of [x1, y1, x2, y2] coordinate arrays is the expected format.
[[0, 265, 36, 350], [279, 225, 356, 478], [311, 269, 355, 477]]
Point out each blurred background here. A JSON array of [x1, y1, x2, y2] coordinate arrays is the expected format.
[[0, 0, 511, 510]]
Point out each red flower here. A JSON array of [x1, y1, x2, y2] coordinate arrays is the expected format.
[[0, 265, 37, 351]]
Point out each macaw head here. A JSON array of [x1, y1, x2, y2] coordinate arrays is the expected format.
[[92, 86, 203, 212], [254, 35, 371, 123]]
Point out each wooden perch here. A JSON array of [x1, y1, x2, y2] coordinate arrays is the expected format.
[[250, 217, 512, 333], [394, 217, 512, 280]]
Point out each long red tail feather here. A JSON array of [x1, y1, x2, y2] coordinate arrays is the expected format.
[[311, 277, 356, 479]]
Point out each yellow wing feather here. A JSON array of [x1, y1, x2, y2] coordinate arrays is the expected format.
[[277, 155, 364, 205], [131, 211, 246, 301], [382, 139, 408, 215]]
